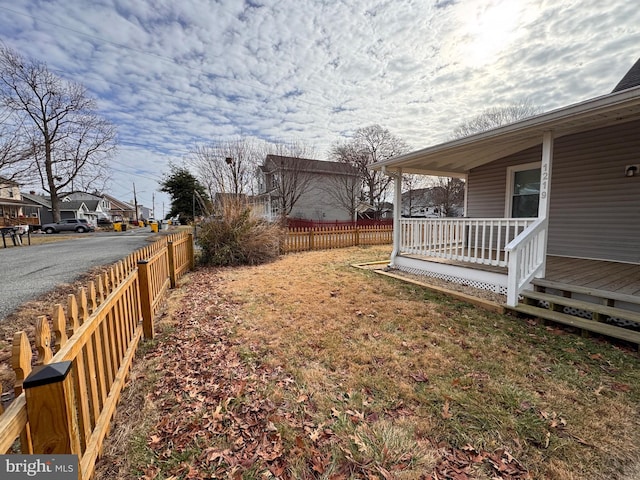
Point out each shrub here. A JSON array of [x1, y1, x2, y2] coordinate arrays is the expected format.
[[196, 197, 285, 266]]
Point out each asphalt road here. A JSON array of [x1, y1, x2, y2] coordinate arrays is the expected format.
[[0, 231, 157, 322]]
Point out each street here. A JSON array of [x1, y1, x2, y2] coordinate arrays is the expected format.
[[0, 231, 157, 322]]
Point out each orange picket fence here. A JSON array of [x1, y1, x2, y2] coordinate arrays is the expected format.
[[0, 232, 194, 480]]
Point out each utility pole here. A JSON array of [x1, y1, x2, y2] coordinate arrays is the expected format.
[[133, 182, 139, 224], [152, 192, 155, 219]]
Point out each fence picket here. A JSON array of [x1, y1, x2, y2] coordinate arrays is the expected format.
[[88, 282, 97, 313], [12, 332, 31, 397], [53, 304, 67, 351], [12, 331, 33, 454], [78, 287, 101, 428], [34, 316, 53, 365], [67, 294, 91, 451]]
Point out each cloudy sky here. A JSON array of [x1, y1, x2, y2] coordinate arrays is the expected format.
[[1, 0, 638, 213]]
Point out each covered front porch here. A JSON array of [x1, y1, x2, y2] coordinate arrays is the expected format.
[[391, 215, 548, 306], [394, 241, 640, 301]]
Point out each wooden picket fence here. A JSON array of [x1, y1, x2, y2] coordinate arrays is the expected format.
[[284, 224, 393, 253], [0, 231, 194, 480]]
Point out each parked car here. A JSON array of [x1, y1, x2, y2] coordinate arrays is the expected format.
[[41, 218, 96, 234]]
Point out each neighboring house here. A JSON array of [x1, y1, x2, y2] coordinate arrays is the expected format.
[[21, 192, 52, 224], [102, 194, 136, 223], [401, 188, 447, 218], [371, 57, 640, 343], [138, 205, 153, 221], [57, 200, 93, 222], [63, 192, 112, 223], [22, 191, 135, 225], [358, 201, 394, 220], [0, 179, 41, 227], [257, 155, 360, 222], [64, 191, 150, 223]]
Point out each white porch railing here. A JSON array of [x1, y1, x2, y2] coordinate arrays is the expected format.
[[505, 217, 548, 307], [400, 217, 536, 267]]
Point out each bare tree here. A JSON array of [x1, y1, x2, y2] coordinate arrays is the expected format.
[[430, 176, 466, 217], [0, 107, 34, 181], [451, 99, 542, 139], [189, 137, 260, 199], [322, 165, 361, 222], [402, 174, 430, 217], [0, 45, 116, 221], [262, 154, 315, 219], [257, 139, 317, 220], [331, 124, 409, 217]]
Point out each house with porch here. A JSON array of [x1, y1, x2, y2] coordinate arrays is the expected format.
[[371, 57, 640, 346], [0, 179, 41, 228]]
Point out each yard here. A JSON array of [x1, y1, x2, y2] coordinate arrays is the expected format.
[[88, 245, 639, 479]]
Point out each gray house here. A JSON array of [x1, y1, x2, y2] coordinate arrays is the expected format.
[[257, 155, 360, 222], [372, 57, 640, 344]]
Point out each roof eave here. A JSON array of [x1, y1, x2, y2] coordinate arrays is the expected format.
[[371, 85, 640, 175]]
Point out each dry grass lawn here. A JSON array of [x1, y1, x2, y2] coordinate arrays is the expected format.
[[92, 245, 640, 480]]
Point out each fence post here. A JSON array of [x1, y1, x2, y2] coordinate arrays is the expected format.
[[23, 361, 82, 464], [308, 229, 314, 251], [167, 241, 176, 288], [187, 233, 195, 270], [137, 260, 154, 339]]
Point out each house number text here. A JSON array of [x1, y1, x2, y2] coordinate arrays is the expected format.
[[540, 163, 549, 199]]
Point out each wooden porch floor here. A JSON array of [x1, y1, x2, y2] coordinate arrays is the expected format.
[[545, 256, 640, 296]]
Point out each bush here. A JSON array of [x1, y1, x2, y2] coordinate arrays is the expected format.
[[196, 198, 285, 266]]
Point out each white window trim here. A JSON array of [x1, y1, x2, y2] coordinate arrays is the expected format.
[[504, 161, 541, 218]]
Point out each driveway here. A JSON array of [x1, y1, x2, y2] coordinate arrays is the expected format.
[[0, 230, 157, 322]]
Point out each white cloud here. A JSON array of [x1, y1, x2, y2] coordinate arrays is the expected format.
[[1, 0, 639, 208]]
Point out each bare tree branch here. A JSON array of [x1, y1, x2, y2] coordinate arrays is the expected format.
[[189, 137, 260, 199], [330, 124, 409, 217], [0, 107, 34, 182], [322, 169, 360, 222], [451, 99, 542, 139], [0, 44, 116, 221], [429, 177, 466, 217]]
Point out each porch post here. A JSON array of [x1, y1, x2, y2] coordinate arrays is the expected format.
[[538, 131, 554, 277], [390, 169, 402, 266], [462, 173, 469, 217], [539, 131, 554, 220]]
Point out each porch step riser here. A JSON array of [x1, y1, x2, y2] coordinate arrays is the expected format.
[[521, 289, 640, 325], [511, 304, 640, 348], [528, 299, 640, 331]]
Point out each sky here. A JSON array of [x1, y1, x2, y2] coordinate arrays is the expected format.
[[0, 0, 638, 215]]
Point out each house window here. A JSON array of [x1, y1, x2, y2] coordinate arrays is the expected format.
[[506, 162, 541, 218]]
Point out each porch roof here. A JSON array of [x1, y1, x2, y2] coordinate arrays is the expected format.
[[371, 85, 640, 177]]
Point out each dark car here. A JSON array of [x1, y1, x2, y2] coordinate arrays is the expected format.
[[41, 218, 96, 234]]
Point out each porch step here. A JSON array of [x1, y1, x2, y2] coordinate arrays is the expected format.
[[531, 278, 640, 306], [512, 304, 640, 346], [520, 290, 640, 325]]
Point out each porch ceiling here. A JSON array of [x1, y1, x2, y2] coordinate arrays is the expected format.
[[372, 86, 640, 177]]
